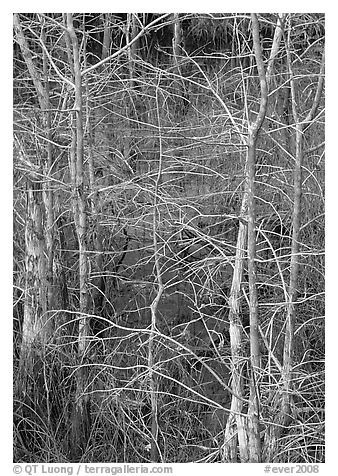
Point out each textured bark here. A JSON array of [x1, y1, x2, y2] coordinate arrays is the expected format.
[[222, 205, 248, 463], [13, 14, 55, 359], [21, 184, 48, 353]]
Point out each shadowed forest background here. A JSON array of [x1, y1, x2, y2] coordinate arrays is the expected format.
[[13, 13, 325, 463]]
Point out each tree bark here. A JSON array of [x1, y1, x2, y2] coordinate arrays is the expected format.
[[222, 204, 248, 462]]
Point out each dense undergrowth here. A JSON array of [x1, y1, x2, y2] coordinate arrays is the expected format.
[[13, 13, 324, 463]]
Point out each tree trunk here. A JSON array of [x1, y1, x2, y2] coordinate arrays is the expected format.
[[67, 13, 91, 460], [222, 13, 268, 463], [147, 84, 165, 463], [101, 13, 112, 60], [263, 17, 324, 461], [245, 13, 269, 463], [222, 203, 248, 462], [41, 24, 56, 323], [21, 182, 48, 356], [13, 13, 55, 372], [172, 13, 182, 75], [126, 14, 138, 88]]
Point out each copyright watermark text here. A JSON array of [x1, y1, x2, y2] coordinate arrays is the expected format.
[[13, 464, 173, 475]]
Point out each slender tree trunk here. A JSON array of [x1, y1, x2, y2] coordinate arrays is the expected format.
[[67, 13, 91, 460], [172, 13, 182, 75], [41, 24, 56, 322], [84, 49, 106, 336], [222, 13, 268, 463], [101, 13, 111, 60], [266, 14, 286, 87], [147, 80, 164, 463], [263, 17, 324, 461], [126, 13, 138, 88], [246, 134, 261, 462], [245, 13, 269, 463]]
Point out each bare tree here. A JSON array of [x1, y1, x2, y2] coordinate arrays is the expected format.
[[264, 15, 325, 461], [245, 13, 268, 462], [64, 13, 91, 458]]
